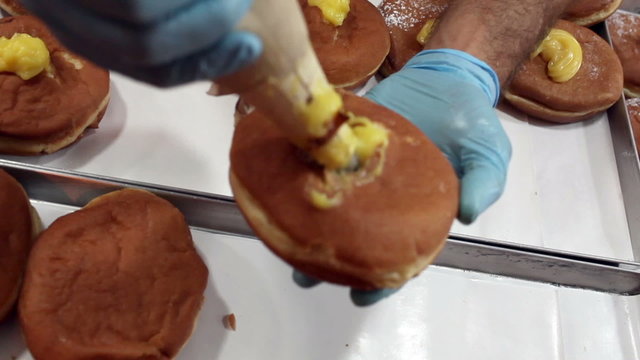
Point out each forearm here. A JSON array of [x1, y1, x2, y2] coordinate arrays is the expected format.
[[425, 0, 575, 86]]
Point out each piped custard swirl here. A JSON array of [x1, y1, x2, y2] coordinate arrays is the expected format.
[[532, 28, 583, 83]]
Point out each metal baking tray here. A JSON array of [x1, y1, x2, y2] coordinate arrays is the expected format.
[[1, 8, 640, 296]]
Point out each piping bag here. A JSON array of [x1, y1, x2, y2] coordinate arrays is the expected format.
[[210, 0, 350, 166]]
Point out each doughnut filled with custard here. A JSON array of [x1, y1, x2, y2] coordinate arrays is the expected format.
[[230, 91, 459, 289], [378, 0, 448, 75], [504, 20, 623, 123], [300, 0, 390, 89], [0, 16, 110, 155]]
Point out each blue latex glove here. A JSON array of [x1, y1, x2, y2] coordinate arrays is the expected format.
[[367, 49, 511, 224], [21, 0, 262, 86], [295, 49, 511, 306]]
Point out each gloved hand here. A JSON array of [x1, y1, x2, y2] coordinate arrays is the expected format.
[[295, 49, 511, 306], [21, 0, 262, 86], [366, 49, 511, 224]]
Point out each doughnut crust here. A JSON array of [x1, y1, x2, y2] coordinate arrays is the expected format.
[[230, 92, 459, 289], [562, 0, 622, 26], [504, 20, 623, 123], [301, 0, 390, 89], [379, 0, 448, 75], [0, 169, 36, 321], [607, 11, 640, 98], [0, 16, 110, 155], [627, 98, 640, 151], [20, 189, 208, 360]]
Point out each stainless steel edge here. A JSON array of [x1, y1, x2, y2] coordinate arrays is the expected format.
[[599, 19, 640, 260], [3, 160, 640, 295], [606, 96, 640, 260], [0, 160, 251, 237], [443, 234, 640, 295]]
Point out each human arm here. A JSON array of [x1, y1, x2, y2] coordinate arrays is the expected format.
[[425, 0, 576, 85]]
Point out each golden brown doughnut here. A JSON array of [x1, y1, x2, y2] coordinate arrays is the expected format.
[[230, 91, 459, 290], [0, 169, 39, 322], [562, 0, 622, 26], [0, 16, 110, 155], [301, 0, 391, 89], [504, 20, 623, 123], [607, 10, 640, 98], [20, 189, 208, 360], [378, 0, 448, 75], [627, 97, 640, 152]]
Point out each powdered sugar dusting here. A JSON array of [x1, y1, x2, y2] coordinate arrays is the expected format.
[[627, 97, 640, 119], [607, 10, 640, 39], [586, 61, 601, 79], [380, 0, 447, 31]]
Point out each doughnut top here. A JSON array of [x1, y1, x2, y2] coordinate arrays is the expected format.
[[508, 20, 622, 115], [20, 189, 208, 360], [607, 11, 640, 93], [230, 92, 459, 289], [301, 0, 391, 89], [0, 16, 109, 142]]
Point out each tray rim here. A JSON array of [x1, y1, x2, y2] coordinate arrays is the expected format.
[[3, 160, 640, 296]]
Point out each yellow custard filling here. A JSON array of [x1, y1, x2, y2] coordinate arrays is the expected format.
[[301, 80, 344, 138], [311, 122, 358, 169], [300, 78, 389, 209], [348, 114, 389, 162], [301, 78, 389, 171], [416, 19, 438, 46], [309, 189, 343, 209], [310, 112, 389, 170], [307, 113, 388, 209], [532, 28, 582, 83], [308, 0, 351, 26], [0, 33, 50, 80]]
